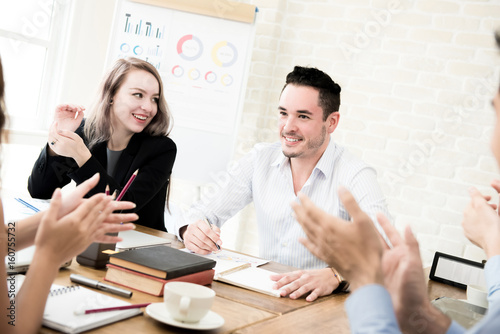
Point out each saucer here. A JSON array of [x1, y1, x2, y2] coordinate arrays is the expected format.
[[145, 303, 225, 330]]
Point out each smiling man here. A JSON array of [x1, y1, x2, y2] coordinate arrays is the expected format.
[[176, 66, 390, 302]]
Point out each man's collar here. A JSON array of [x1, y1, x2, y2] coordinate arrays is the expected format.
[[271, 137, 337, 176]]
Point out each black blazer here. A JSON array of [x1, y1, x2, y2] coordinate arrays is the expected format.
[[27, 123, 177, 231]]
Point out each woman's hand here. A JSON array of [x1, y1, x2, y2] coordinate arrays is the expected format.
[[35, 188, 135, 265], [52, 104, 84, 132], [48, 124, 91, 166], [58, 173, 138, 232]]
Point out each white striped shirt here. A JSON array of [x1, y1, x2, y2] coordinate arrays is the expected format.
[[178, 139, 389, 270]]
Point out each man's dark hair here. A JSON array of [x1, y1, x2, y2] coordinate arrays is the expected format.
[[282, 66, 341, 121]]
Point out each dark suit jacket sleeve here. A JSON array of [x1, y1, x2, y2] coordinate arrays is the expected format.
[[69, 135, 177, 213], [118, 136, 176, 212], [27, 144, 78, 199]]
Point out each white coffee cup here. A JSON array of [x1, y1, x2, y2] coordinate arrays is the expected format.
[[163, 282, 215, 323], [466, 284, 488, 308]]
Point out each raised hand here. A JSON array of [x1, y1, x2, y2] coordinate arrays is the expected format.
[[462, 186, 500, 258], [35, 189, 110, 264], [48, 125, 91, 166], [376, 215, 450, 334], [52, 104, 84, 132], [292, 188, 384, 291]]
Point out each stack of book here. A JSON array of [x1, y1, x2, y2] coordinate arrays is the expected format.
[[104, 246, 216, 296]]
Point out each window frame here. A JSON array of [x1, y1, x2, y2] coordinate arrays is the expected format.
[[0, 0, 74, 136]]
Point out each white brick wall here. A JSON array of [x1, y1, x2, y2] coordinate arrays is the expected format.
[[208, 0, 500, 265]]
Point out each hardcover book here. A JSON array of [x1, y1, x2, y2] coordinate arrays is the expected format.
[[108, 245, 216, 279], [105, 264, 215, 296]]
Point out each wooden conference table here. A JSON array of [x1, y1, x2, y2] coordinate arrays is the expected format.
[[40, 226, 465, 334]]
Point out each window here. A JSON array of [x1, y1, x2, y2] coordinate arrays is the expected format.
[[0, 0, 72, 132]]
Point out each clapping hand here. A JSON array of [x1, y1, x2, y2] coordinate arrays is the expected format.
[[462, 183, 500, 258]]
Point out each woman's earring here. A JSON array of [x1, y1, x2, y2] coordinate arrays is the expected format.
[[110, 99, 113, 105]]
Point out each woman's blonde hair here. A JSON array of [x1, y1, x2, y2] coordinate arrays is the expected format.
[[84, 57, 172, 148]]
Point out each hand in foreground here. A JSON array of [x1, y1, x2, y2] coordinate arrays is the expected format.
[[462, 185, 500, 258], [292, 188, 384, 291], [182, 220, 222, 255], [35, 189, 135, 265], [58, 173, 138, 227], [489, 179, 500, 212], [378, 215, 450, 334], [52, 104, 84, 132], [270, 268, 338, 302]]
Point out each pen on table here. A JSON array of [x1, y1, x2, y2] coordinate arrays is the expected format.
[[203, 218, 221, 251], [105, 184, 110, 196], [15, 198, 40, 213], [74, 303, 151, 315], [70, 274, 133, 298], [116, 169, 138, 201], [216, 262, 251, 279]]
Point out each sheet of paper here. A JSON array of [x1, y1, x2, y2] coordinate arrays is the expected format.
[[182, 249, 268, 275], [217, 267, 281, 297], [3, 197, 50, 221]]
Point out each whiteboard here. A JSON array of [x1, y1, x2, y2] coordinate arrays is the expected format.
[[106, 0, 256, 184]]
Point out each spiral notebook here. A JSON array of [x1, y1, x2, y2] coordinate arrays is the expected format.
[[43, 284, 141, 333]]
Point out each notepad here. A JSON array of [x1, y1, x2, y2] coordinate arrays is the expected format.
[[42, 284, 141, 333], [216, 266, 282, 297], [181, 249, 280, 297]]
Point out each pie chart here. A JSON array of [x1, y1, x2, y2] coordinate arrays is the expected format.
[[177, 35, 203, 61], [211, 41, 238, 67]]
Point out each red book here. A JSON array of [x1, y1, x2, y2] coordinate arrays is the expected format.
[[104, 264, 214, 296]]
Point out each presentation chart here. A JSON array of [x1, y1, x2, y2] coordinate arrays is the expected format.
[[107, 0, 255, 184], [109, 4, 174, 71], [109, 2, 249, 105], [123, 12, 166, 39]]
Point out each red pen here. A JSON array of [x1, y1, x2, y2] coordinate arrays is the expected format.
[[116, 169, 138, 201], [105, 184, 110, 196], [74, 302, 151, 315]]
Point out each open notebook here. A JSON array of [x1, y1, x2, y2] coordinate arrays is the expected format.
[[182, 249, 281, 297], [10, 275, 140, 333], [216, 266, 281, 297], [43, 284, 141, 333]]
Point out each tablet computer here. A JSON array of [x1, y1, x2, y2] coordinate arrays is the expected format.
[[429, 251, 486, 290]]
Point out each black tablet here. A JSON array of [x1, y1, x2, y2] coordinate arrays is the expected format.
[[429, 251, 485, 290]]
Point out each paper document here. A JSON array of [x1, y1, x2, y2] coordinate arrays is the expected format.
[[182, 249, 279, 297], [216, 266, 281, 297], [3, 197, 50, 221], [182, 249, 268, 275]]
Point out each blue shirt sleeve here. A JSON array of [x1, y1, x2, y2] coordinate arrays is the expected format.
[[346, 284, 468, 334], [465, 255, 500, 333], [484, 255, 500, 304], [344, 257, 500, 334], [345, 284, 401, 334], [446, 321, 466, 334]]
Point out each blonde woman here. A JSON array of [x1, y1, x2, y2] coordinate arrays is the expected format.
[[28, 57, 176, 231]]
